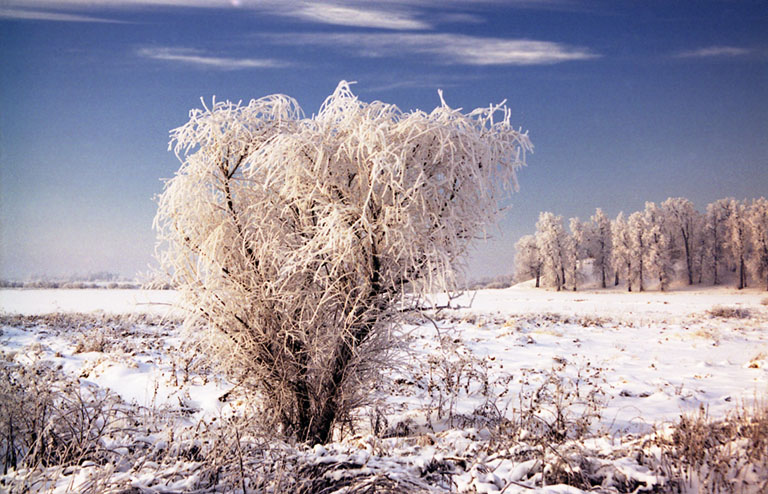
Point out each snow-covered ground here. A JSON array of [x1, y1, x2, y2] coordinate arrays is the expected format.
[[0, 288, 179, 316], [1, 285, 766, 493], [418, 283, 768, 429]]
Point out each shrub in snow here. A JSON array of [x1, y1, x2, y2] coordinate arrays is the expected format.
[[706, 305, 751, 319], [154, 81, 531, 444]]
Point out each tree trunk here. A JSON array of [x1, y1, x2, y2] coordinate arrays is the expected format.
[[601, 265, 607, 289], [738, 256, 746, 289], [303, 249, 385, 445], [561, 265, 566, 288], [682, 228, 693, 285], [308, 315, 377, 444]]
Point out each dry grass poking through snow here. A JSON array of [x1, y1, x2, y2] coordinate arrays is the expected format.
[[650, 402, 768, 493], [706, 305, 752, 319], [1, 308, 768, 493]]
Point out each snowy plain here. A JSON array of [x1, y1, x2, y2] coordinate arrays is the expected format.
[[1, 285, 767, 493]]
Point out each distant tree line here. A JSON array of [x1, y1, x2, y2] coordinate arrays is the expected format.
[[515, 197, 768, 291], [0, 272, 142, 289]]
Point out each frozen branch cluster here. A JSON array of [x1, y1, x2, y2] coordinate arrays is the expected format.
[[154, 81, 531, 443]]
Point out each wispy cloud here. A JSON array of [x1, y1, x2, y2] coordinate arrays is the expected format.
[[138, 47, 289, 70], [365, 75, 477, 93], [674, 46, 751, 59], [273, 32, 598, 66], [0, 7, 124, 23], [3, 1, 431, 29], [291, 2, 429, 30]]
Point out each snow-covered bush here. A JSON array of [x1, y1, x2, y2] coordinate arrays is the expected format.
[[154, 82, 531, 444], [0, 355, 128, 473]]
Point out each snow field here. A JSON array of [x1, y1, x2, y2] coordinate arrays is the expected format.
[[1, 286, 767, 493]]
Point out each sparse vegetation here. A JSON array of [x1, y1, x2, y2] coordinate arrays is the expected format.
[[2, 288, 767, 492], [651, 402, 768, 493], [0, 355, 127, 475], [707, 305, 752, 319]]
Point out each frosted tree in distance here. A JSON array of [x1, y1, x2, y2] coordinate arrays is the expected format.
[[727, 199, 751, 290], [705, 198, 734, 285], [568, 217, 586, 291], [514, 234, 543, 287], [536, 212, 567, 291], [612, 213, 633, 292], [662, 197, 700, 285], [748, 197, 768, 290], [628, 211, 647, 292], [644, 202, 673, 291], [589, 208, 613, 289], [154, 82, 531, 444]]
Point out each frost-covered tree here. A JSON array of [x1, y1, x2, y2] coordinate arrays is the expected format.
[[692, 212, 706, 284], [536, 212, 567, 291], [612, 213, 633, 292], [567, 217, 587, 291], [154, 82, 531, 444], [643, 202, 673, 291], [748, 197, 768, 290], [588, 208, 613, 289], [627, 211, 647, 292], [662, 197, 701, 285], [727, 199, 751, 290], [514, 234, 543, 287]]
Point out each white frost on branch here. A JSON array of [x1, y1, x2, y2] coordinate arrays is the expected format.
[[154, 81, 531, 443]]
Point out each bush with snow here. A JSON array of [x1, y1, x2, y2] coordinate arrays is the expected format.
[[154, 81, 531, 444]]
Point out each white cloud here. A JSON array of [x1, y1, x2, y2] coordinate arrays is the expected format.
[[293, 3, 429, 30], [275, 32, 598, 66], [365, 75, 473, 93], [138, 47, 289, 70], [0, 7, 123, 23], [3, 1, 432, 29], [675, 46, 750, 59]]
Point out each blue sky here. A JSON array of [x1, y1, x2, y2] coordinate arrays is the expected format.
[[1, 0, 766, 281]]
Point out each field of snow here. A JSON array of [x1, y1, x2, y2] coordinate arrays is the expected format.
[[1, 285, 766, 493]]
